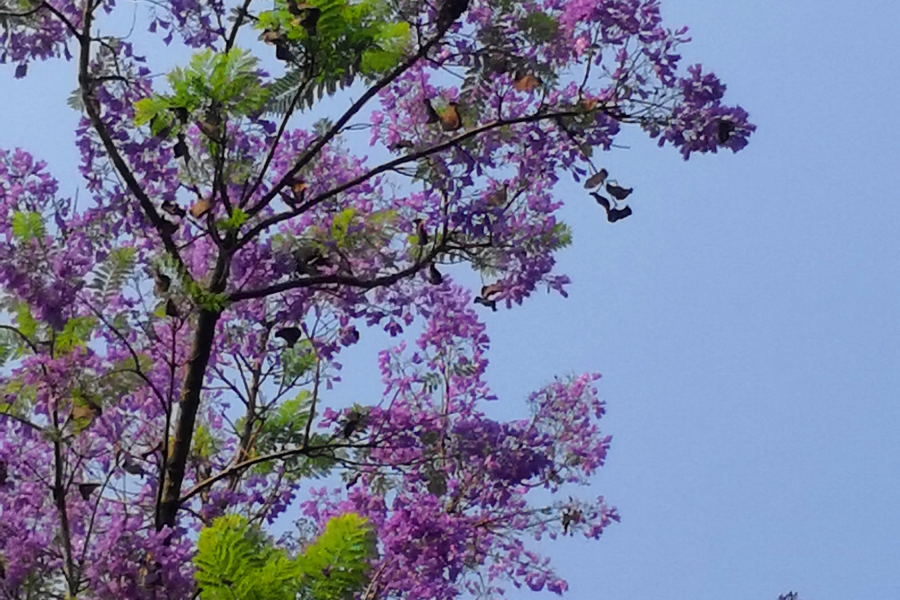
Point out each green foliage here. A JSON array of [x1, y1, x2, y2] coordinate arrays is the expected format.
[[195, 513, 375, 600], [281, 339, 318, 381], [522, 222, 572, 253], [518, 12, 560, 43], [306, 207, 396, 252], [245, 392, 338, 479], [259, 0, 410, 114], [255, 392, 311, 450], [90, 246, 137, 303], [461, 221, 572, 276], [0, 326, 22, 367], [134, 48, 268, 134], [298, 513, 376, 600], [330, 207, 357, 246], [55, 316, 96, 354], [216, 208, 249, 233], [195, 514, 300, 600], [70, 387, 101, 433], [15, 302, 38, 339], [193, 425, 220, 459], [265, 68, 310, 116], [11, 211, 45, 242], [184, 279, 230, 312], [101, 355, 154, 398]]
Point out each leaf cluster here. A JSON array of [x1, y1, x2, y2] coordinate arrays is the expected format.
[[260, 0, 410, 114], [195, 513, 375, 600], [134, 48, 268, 137]]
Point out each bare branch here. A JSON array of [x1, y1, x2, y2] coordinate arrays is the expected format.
[[228, 241, 447, 302], [180, 439, 373, 504]]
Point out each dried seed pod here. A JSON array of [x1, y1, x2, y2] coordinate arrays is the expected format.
[[605, 181, 633, 201], [190, 197, 212, 219], [197, 120, 222, 143], [583, 169, 608, 189], [717, 119, 736, 145], [513, 72, 541, 92], [78, 482, 102, 501], [440, 102, 463, 132], [607, 205, 632, 223], [480, 282, 503, 299], [164, 299, 180, 318], [426, 263, 443, 285], [153, 271, 171, 296], [275, 326, 303, 348], [473, 296, 497, 311], [275, 43, 296, 62], [388, 139, 415, 151], [173, 135, 190, 163], [437, 0, 470, 28], [423, 99, 441, 124], [161, 200, 186, 218], [414, 218, 429, 245]]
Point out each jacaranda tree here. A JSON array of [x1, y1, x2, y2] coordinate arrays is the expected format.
[[0, 0, 753, 597]]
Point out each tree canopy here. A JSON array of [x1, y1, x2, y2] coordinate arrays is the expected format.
[[0, 0, 753, 598]]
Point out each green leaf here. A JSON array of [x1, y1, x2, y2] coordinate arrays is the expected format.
[[281, 340, 317, 381], [193, 425, 220, 459], [216, 208, 248, 233], [135, 48, 268, 130], [15, 303, 38, 339], [519, 12, 559, 43], [331, 208, 357, 245], [11, 211, 45, 242], [133, 96, 171, 127], [299, 513, 375, 600], [90, 247, 137, 302], [195, 515, 300, 600], [56, 316, 96, 354]]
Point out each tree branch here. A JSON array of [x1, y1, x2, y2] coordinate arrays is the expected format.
[[225, 0, 254, 52], [237, 105, 617, 248], [243, 17, 457, 219], [51, 406, 77, 596], [75, 5, 189, 277], [228, 240, 447, 302], [155, 251, 231, 530], [180, 439, 372, 504]]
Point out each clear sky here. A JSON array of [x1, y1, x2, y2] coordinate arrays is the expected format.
[[1, 1, 898, 600]]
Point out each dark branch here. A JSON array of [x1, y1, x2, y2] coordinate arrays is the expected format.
[[237, 105, 617, 247], [225, 0, 254, 52], [228, 241, 447, 302], [73, 5, 189, 278], [243, 17, 460, 220], [180, 440, 372, 504]]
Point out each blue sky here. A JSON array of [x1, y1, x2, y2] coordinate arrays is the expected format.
[[1, 1, 898, 600]]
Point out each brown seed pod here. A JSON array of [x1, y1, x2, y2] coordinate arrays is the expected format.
[[513, 72, 541, 92], [583, 169, 608, 189], [275, 326, 303, 348], [440, 102, 463, 132], [164, 299, 180, 318], [190, 197, 213, 219], [423, 99, 441, 124], [414, 218, 429, 245]]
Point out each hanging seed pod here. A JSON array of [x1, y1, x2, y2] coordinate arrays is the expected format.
[[275, 326, 303, 348]]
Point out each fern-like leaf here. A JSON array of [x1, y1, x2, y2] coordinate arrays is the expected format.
[[90, 247, 137, 302], [299, 513, 376, 600]]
